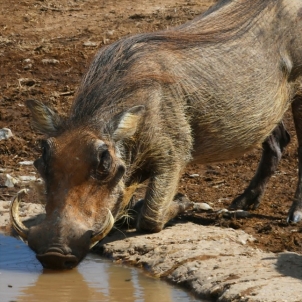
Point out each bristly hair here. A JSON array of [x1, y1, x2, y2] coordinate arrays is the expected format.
[[174, 0, 280, 42], [68, 0, 282, 123]]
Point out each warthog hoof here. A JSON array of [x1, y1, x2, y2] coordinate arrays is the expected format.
[[287, 199, 302, 223], [229, 190, 262, 211]]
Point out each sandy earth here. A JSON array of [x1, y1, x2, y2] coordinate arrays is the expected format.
[[0, 0, 302, 301]]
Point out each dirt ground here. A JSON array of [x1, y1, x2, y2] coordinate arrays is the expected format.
[[0, 0, 301, 258]]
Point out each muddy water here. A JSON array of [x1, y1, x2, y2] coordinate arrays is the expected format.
[[0, 235, 202, 302]]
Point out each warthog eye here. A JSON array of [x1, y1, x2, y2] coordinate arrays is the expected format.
[[92, 143, 125, 186], [41, 139, 52, 163], [92, 144, 113, 181], [99, 149, 112, 171], [34, 139, 52, 178]]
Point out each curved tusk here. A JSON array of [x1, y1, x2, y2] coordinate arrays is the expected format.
[[90, 209, 114, 249], [10, 189, 29, 241]]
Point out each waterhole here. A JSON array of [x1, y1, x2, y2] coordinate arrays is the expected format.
[[0, 234, 203, 302]]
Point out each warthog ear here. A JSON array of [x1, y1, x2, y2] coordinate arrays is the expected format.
[[26, 99, 61, 135], [112, 105, 145, 141]]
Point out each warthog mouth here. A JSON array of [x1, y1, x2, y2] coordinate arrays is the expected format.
[[37, 251, 79, 269], [10, 189, 115, 269]]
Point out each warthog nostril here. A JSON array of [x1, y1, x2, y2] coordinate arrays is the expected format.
[[36, 252, 79, 270]]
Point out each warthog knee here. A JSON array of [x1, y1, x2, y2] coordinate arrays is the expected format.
[[136, 216, 164, 233]]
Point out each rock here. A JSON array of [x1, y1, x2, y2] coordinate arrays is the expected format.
[[42, 58, 59, 64], [23, 64, 32, 70], [189, 173, 200, 178], [83, 41, 98, 47], [18, 175, 36, 182], [192, 202, 213, 211], [19, 161, 34, 166], [4, 174, 19, 187], [106, 30, 115, 36], [99, 222, 302, 302], [0, 128, 13, 140]]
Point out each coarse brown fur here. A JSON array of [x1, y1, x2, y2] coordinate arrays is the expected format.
[[22, 0, 302, 269]]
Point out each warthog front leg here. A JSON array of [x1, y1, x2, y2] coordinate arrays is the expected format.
[[229, 122, 290, 210], [288, 95, 302, 223], [136, 165, 192, 233], [132, 193, 192, 229]]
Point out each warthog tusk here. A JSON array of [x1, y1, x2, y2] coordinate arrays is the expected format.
[[10, 189, 29, 241], [90, 209, 114, 249]]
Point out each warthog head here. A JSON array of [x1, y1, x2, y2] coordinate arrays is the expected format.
[[11, 100, 145, 269]]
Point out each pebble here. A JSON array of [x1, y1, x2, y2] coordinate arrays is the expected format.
[[193, 202, 213, 211], [0, 128, 13, 140], [189, 174, 200, 178], [42, 58, 59, 64], [24, 64, 32, 70], [19, 161, 34, 166], [4, 174, 19, 187], [83, 41, 98, 47], [18, 175, 36, 182]]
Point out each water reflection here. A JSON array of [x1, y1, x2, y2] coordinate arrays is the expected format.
[[0, 235, 199, 302]]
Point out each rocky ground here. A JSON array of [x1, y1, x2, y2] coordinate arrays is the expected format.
[[1, 0, 302, 301]]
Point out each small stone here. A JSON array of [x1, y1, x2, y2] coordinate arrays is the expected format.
[[19, 161, 34, 166], [83, 41, 98, 47], [0, 128, 13, 140], [4, 174, 19, 187], [18, 175, 36, 182], [217, 208, 229, 214], [106, 30, 115, 36], [102, 37, 110, 44], [24, 64, 32, 70], [193, 202, 213, 211], [42, 58, 59, 64], [189, 174, 199, 178]]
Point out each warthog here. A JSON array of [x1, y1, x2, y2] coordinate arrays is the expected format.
[[11, 0, 302, 269]]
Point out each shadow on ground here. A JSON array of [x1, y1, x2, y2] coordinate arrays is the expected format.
[[276, 252, 302, 280]]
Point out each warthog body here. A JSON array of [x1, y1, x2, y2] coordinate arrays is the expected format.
[[12, 0, 302, 269]]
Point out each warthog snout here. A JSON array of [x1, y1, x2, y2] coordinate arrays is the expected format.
[[11, 189, 115, 270], [36, 250, 79, 270], [26, 221, 93, 270], [27, 224, 92, 270]]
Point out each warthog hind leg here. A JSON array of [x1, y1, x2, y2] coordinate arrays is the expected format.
[[230, 122, 290, 211], [288, 95, 302, 223]]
